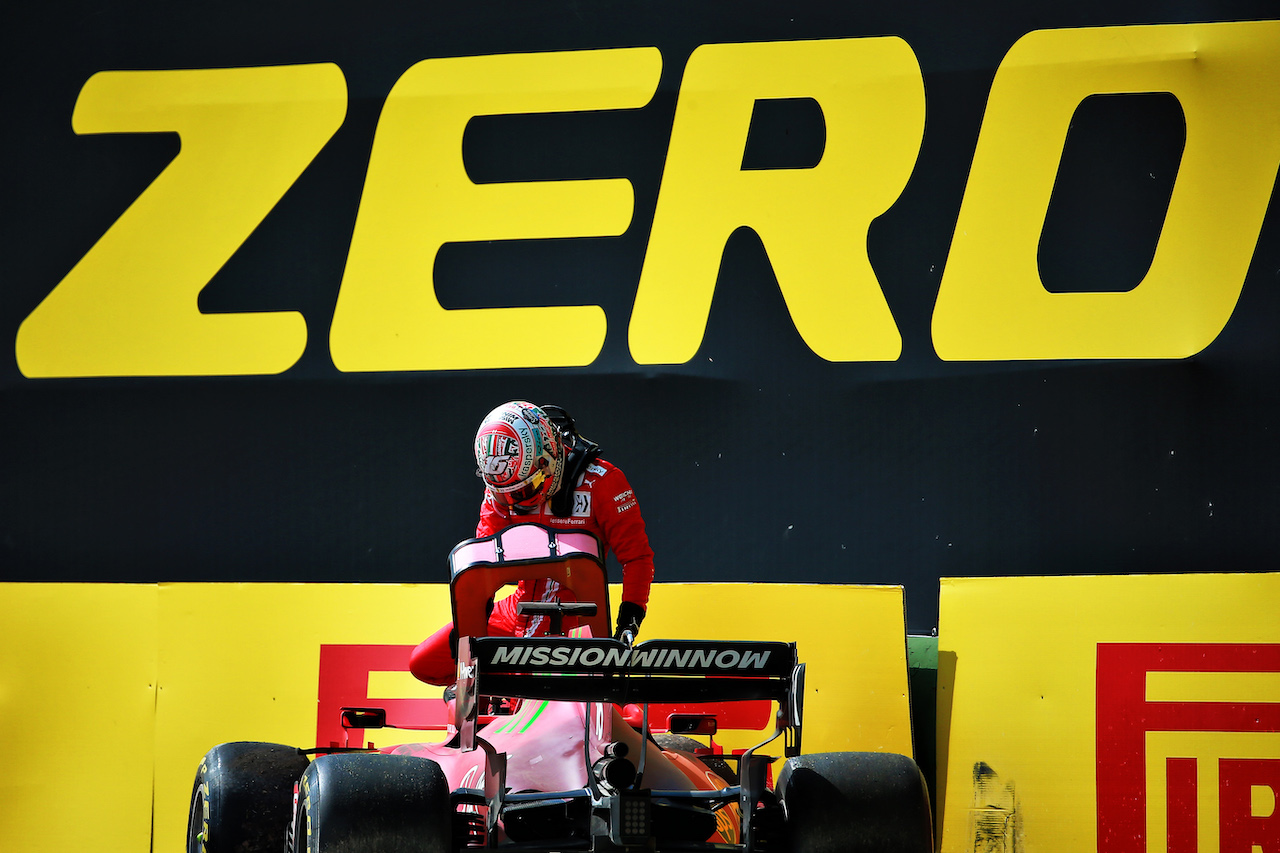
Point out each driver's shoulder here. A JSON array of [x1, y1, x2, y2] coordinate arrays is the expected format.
[[581, 456, 621, 485]]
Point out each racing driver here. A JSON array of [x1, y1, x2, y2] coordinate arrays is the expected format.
[[409, 401, 655, 686]]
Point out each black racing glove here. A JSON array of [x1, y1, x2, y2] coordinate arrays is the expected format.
[[614, 601, 646, 642]]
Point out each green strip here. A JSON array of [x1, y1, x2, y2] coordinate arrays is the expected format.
[[907, 635, 938, 670], [498, 708, 527, 734], [520, 700, 550, 733]]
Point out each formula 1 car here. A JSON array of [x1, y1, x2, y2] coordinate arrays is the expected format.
[[187, 523, 933, 853]]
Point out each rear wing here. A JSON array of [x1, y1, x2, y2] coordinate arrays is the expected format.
[[457, 636, 805, 754]]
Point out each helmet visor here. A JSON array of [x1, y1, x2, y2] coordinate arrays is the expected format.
[[487, 467, 553, 510]]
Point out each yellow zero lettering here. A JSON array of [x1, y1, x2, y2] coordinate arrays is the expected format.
[[20, 26, 1278, 379], [15, 64, 347, 377], [328, 48, 661, 371], [628, 37, 924, 364], [932, 21, 1280, 360]]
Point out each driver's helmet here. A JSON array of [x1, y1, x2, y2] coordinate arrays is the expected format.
[[474, 401, 565, 512]]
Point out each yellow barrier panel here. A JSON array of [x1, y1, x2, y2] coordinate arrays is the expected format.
[[937, 572, 1280, 853], [0, 581, 915, 851], [153, 581, 454, 852], [0, 584, 158, 853]]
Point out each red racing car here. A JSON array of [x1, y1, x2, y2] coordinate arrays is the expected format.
[[187, 523, 933, 853]]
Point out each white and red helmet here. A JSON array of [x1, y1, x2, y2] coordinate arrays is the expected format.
[[474, 401, 565, 511]]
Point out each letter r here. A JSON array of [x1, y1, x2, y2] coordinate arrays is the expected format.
[[1220, 758, 1280, 853], [629, 37, 923, 364]]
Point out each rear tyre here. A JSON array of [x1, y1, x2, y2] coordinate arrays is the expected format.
[[295, 753, 452, 853], [187, 741, 310, 853], [776, 752, 933, 853]]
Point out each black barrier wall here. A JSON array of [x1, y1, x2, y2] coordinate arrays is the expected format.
[[4, 1, 1279, 632]]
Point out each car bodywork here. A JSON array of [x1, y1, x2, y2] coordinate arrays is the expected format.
[[188, 523, 933, 853], [380, 522, 799, 850]]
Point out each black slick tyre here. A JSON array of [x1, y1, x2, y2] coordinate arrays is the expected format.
[[776, 751, 933, 853], [295, 753, 451, 853], [187, 741, 310, 853]]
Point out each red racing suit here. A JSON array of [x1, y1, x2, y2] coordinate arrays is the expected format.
[[409, 457, 655, 685]]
